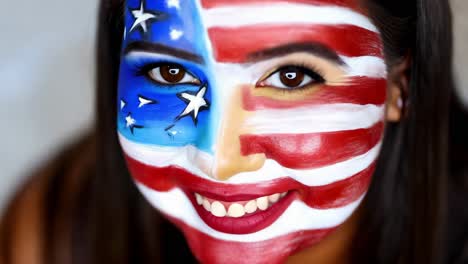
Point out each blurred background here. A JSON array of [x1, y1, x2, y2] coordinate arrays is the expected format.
[[0, 0, 467, 211], [0, 0, 96, 210]]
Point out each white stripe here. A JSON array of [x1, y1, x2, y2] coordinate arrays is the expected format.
[[119, 132, 212, 177], [202, 3, 378, 33], [213, 141, 382, 186], [245, 104, 384, 134], [119, 133, 382, 187], [137, 184, 364, 242], [342, 56, 387, 78]]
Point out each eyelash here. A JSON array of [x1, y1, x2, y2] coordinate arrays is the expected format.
[[286, 62, 325, 78], [134, 61, 169, 77], [134, 61, 201, 86], [132, 61, 326, 92], [257, 62, 326, 92]]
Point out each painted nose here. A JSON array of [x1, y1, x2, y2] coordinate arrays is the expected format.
[[210, 89, 266, 181]]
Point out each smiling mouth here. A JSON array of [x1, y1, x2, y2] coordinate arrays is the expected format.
[[187, 190, 296, 234]]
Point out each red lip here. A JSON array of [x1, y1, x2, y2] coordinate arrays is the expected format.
[[186, 190, 297, 234]]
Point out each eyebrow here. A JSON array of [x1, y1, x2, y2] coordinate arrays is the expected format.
[[124, 41, 205, 64], [247, 42, 345, 65]]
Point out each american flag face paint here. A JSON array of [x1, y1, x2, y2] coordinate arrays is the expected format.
[[117, 0, 386, 263]]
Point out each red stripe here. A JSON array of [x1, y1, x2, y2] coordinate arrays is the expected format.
[[242, 78, 387, 111], [201, 0, 361, 10], [302, 162, 374, 208], [126, 155, 375, 209], [240, 122, 383, 169], [171, 215, 335, 264], [208, 25, 382, 63]]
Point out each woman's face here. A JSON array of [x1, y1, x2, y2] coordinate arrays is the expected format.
[[117, 0, 386, 263]]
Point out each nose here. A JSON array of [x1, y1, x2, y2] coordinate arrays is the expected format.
[[210, 88, 266, 181]]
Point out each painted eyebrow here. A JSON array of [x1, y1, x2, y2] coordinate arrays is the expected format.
[[124, 41, 205, 64], [247, 42, 346, 65]]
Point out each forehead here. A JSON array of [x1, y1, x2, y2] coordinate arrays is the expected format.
[[200, 0, 363, 9], [123, 0, 380, 62]]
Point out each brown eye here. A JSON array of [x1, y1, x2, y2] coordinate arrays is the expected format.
[[148, 64, 200, 85], [279, 67, 306, 87], [259, 66, 324, 89], [160, 65, 186, 83]]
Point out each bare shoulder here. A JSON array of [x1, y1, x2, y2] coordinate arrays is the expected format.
[[0, 134, 95, 264], [0, 160, 54, 264]]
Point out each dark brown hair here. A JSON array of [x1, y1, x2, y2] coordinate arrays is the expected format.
[[356, 0, 452, 263], [1, 0, 462, 263]]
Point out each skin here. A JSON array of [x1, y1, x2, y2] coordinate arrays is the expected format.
[[117, 0, 406, 263], [286, 207, 360, 264]]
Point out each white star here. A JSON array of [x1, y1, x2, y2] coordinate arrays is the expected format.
[[130, 1, 157, 33], [121, 100, 126, 110], [138, 96, 156, 108], [167, 0, 180, 9], [126, 114, 136, 128], [125, 113, 142, 134], [177, 86, 209, 124], [170, 29, 184, 40]]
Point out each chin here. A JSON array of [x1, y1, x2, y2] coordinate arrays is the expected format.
[[172, 215, 336, 264]]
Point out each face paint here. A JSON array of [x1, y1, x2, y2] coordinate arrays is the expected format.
[[117, 0, 386, 263]]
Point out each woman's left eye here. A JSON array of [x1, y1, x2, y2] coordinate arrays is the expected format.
[[147, 64, 201, 85], [258, 66, 325, 89]]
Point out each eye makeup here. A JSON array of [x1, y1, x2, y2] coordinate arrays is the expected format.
[[251, 52, 348, 83], [248, 53, 349, 100], [123, 53, 208, 91], [256, 64, 325, 91], [139, 63, 203, 86]]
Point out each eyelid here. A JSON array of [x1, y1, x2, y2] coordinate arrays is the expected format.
[[125, 51, 201, 68], [247, 52, 349, 85], [124, 51, 206, 78], [138, 62, 202, 86], [256, 63, 326, 88], [259, 57, 326, 78]]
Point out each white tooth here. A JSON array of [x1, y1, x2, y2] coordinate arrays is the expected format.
[[268, 193, 280, 203], [203, 199, 211, 212], [280, 192, 287, 198], [228, 203, 246, 218], [244, 200, 258, 214], [256, 196, 269, 211], [211, 201, 227, 217], [195, 193, 203, 205]]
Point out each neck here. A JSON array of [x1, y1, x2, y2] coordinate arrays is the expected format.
[[286, 207, 361, 264]]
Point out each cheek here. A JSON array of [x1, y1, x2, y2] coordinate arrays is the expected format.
[[116, 63, 215, 151], [240, 122, 384, 170], [239, 78, 386, 168], [237, 79, 386, 206]]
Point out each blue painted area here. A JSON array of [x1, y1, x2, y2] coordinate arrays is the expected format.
[[118, 0, 218, 153], [124, 0, 208, 60]]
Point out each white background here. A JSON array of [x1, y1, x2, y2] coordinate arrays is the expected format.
[[0, 0, 467, 211]]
